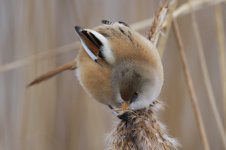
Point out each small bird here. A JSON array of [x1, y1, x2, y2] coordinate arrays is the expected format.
[[28, 20, 164, 112], [75, 20, 163, 111]]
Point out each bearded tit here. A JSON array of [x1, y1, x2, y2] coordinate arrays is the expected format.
[[75, 20, 163, 111], [28, 20, 163, 113]]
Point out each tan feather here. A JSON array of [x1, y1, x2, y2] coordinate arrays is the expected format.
[[27, 59, 77, 87]]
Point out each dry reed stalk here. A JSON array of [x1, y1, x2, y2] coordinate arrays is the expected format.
[[173, 0, 226, 18], [187, 1, 226, 149], [107, 102, 178, 150], [214, 4, 226, 128], [146, 0, 178, 56], [131, 0, 226, 32], [1, 0, 225, 74], [148, 1, 169, 46], [172, 19, 210, 150], [157, 0, 177, 56]]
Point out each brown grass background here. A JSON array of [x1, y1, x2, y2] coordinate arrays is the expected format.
[[0, 0, 226, 150]]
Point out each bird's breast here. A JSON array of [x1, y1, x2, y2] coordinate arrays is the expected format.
[[76, 48, 115, 106]]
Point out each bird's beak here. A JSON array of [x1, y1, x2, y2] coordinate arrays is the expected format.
[[121, 102, 129, 111]]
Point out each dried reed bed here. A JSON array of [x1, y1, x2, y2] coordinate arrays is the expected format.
[[0, 0, 226, 150], [187, 1, 226, 149]]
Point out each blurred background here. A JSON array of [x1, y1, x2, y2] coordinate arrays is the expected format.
[[0, 0, 226, 149]]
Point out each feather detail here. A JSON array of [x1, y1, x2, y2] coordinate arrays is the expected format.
[[75, 26, 115, 64], [75, 26, 100, 61], [27, 59, 77, 87]]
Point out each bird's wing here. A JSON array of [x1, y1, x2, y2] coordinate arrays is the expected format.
[[75, 26, 114, 64]]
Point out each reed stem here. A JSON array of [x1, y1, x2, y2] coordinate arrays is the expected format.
[[173, 19, 210, 150], [187, 1, 226, 149], [214, 4, 226, 130]]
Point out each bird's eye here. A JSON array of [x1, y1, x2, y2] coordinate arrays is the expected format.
[[131, 92, 138, 102]]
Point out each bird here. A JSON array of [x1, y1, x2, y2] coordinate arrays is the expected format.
[[28, 20, 164, 113]]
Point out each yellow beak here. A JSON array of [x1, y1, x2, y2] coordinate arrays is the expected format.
[[121, 102, 129, 111]]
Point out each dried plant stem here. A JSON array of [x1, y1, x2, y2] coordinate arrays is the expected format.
[[1, 0, 226, 73], [147, 0, 178, 56], [173, 0, 226, 18], [173, 19, 210, 150], [148, 1, 169, 46], [131, 0, 226, 31], [214, 4, 226, 129], [108, 103, 178, 150], [187, 1, 226, 149], [157, 0, 178, 56]]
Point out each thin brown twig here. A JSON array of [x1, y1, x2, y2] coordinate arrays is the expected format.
[[0, 0, 225, 73], [214, 4, 226, 129], [172, 19, 210, 150], [187, 1, 226, 149]]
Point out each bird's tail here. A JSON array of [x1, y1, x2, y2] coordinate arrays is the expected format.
[[27, 59, 77, 87]]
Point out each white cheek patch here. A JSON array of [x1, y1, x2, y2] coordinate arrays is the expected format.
[[85, 29, 115, 64]]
